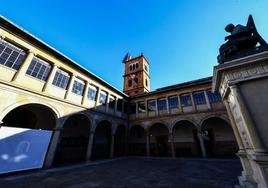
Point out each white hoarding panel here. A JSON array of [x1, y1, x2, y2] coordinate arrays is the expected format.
[[0, 126, 52, 174]]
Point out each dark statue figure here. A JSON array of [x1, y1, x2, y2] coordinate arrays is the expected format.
[[218, 15, 268, 64]]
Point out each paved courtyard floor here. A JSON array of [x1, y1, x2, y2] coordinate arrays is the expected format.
[[0, 157, 242, 188]]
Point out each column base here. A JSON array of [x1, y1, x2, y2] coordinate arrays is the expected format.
[[238, 175, 257, 188]]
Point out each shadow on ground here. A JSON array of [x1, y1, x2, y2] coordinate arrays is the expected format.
[[0, 157, 242, 188]]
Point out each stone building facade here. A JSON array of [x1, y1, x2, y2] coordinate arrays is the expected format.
[[0, 16, 238, 173]]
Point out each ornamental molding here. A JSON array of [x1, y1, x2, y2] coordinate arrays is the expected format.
[[218, 60, 268, 97]]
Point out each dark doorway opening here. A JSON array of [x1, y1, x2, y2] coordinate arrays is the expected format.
[[91, 120, 112, 160], [53, 114, 91, 166]]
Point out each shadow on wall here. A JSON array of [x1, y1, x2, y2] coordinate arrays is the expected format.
[[0, 100, 128, 174]]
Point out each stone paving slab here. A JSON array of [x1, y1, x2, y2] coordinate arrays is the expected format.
[[0, 157, 242, 188]]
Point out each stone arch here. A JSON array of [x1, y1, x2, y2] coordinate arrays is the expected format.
[[149, 122, 170, 157], [91, 118, 112, 132], [199, 114, 230, 127], [0, 100, 61, 124], [172, 120, 201, 157], [53, 113, 91, 166], [129, 124, 146, 156], [171, 118, 199, 131], [91, 120, 112, 160], [148, 121, 170, 132], [201, 116, 238, 157], [0, 103, 58, 172]]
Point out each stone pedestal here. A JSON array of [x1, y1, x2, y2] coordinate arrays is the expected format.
[[213, 51, 268, 188]]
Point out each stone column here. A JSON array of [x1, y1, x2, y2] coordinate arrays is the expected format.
[[94, 87, 101, 108], [114, 97, 118, 114], [86, 131, 95, 161], [64, 73, 75, 99], [125, 125, 129, 155], [110, 134, 115, 158], [197, 130, 207, 158], [155, 99, 159, 116], [82, 81, 89, 105], [166, 97, 170, 114], [42, 64, 58, 92], [204, 90, 211, 110], [224, 100, 256, 185], [169, 132, 176, 157], [146, 131, 150, 157], [230, 85, 265, 152], [178, 95, 182, 113], [12, 50, 35, 83], [145, 99, 148, 117], [44, 118, 65, 168], [44, 129, 61, 168], [190, 93, 196, 111], [135, 102, 138, 118], [106, 93, 110, 112]]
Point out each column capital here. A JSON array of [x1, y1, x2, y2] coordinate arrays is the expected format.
[[28, 49, 37, 56], [0, 34, 5, 40]]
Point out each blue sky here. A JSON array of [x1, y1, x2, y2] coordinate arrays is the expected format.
[[1, 0, 267, 91]]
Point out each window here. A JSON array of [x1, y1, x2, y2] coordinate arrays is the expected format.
[[99, 91, 107, 105], [168, 96, 178, 109], [180, 94, 192, 107], [130, 103, 136, 114], [26, 57, 51, 81], [129, 62, 139, 71], [128, 79, 132, 87], [109, 96, 116, 109], [157, 98, 167, 111], [145, 79, 148, 86], [87, 85, 97, 101], [138, 101, 146, 113], [52, 68, 70, 89], [207, 90, 222, 103], [72, 79, 85, 95], [117, 99, 123, 112], [0, 39, 26, 70], [147, 100, 156, 112], [145, 65, 148, 72], [193, 91, 206, 105]]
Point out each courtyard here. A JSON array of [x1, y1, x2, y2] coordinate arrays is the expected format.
[[0, 157, 242, 188]]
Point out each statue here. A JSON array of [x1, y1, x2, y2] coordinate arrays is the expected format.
[[218, 15, 268, 64]]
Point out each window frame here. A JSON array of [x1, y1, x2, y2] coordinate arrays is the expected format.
[[71, 78, 85, 96], [0, 39, 26, 70], [26, 56, 52, 81], [52, 68, 70, 89]]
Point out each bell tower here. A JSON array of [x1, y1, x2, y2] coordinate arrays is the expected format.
[[123, 53, 150, 96]]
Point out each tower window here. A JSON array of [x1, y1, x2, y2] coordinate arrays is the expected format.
[[145, 79, 148, 86], [136, 63, 139, 69], [128, 79, 132, 87], [129, 65, 133, 71], [145, 65, 148, 72]]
